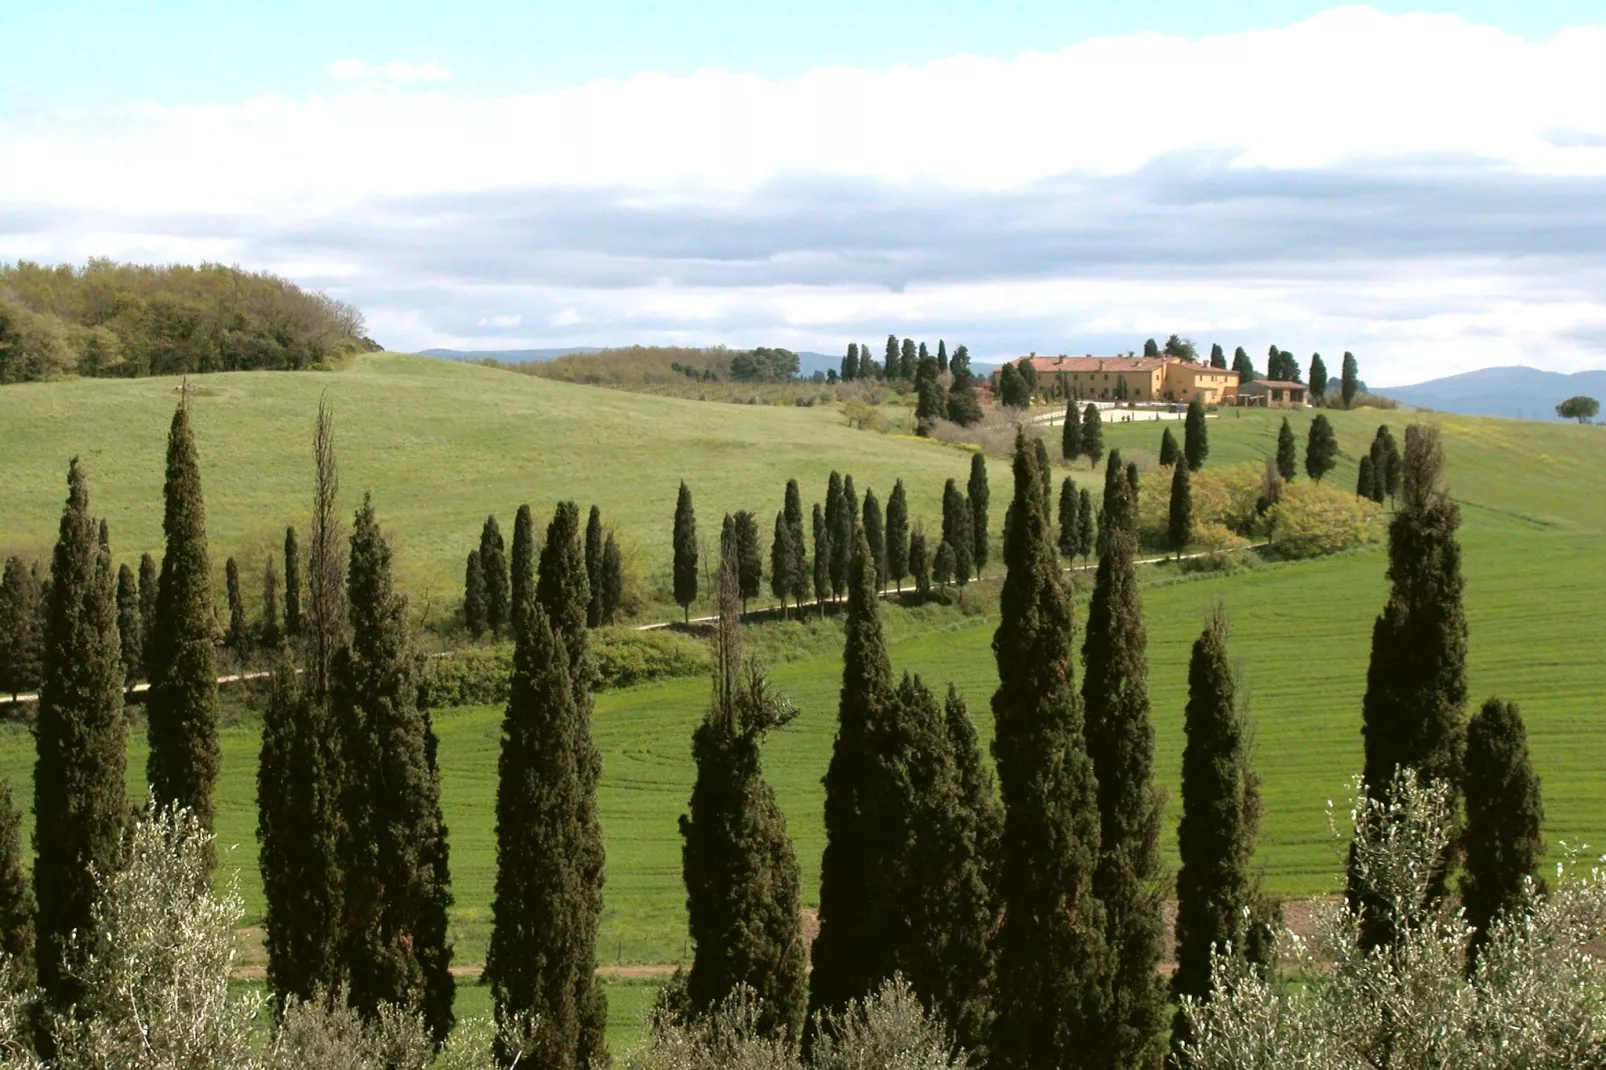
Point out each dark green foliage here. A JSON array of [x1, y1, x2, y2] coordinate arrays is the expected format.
[[1062, 399, 1082, 461], [585, 505, 605, 628], [784, 479, 809, 608], [1369, 426, 1398, 504], [1356, 454, 1377, 500], [933, 542, 955, 588], [225, 556, 251, 665], [989, 436, 1107, 1070], [937, 339, 948, 373], [886, 480, 910, 592], [33, 459, 128, 1008], [1556, 395, 1600, 422], [841, 343, 859, 382], [1163, 335, 1196, 361], [512, 504, 537, 631], [728, 347, 801, 381], [673, 482, 698, 622], [734, 510, 763, 613], [914, 355, 947, 433], [677, 540, 806, 1042], [1081, 463, 1167, 1070], [1341, 351, 1359, 408], [1460, 697, 1545, 966], [1309, 353, 1328, 401], [1168, 462, 1193, 557], [843, 475, 860, 544], [810, 529, 894, 1021], [941, 480, 973, 586], [261, 555, 282, 650], [600, 533, 624, 625], [901, 337, 917, 380], [1172, 610, 1270, 1050], [281, 528, 301, 639], [997, 363, 1030, 407], [0, 782, 35, 993], [1232, 346, 1255, 383], [1097, 449, 1128, 558], [1209, 343, 1226, 369], [1077, 488, 1096, 566], [812, 504, 831, 616], [115, 563, 141, 687], [1127, 462, 1140, 502], [1266, 348, 1302, 383], [770, 512, 795, 615], [1353, 426, 1468, 931], [909, 530, 930, 597], [146, 404, 221, 841], [257, 649, 345, 1010], [1158, 427, 1178, 467], [463, 551, 488, 639], [885, 336, 900, 377], [862, 491, 887, 591], [1058, 478, 1080, 561], [1082, 403, 1104, 466], [479, 515, 510, 639], [0, 558, 44, 698], [1143, 338, 1160, 357], [1305, 414, 1338, 481], [1033, 438, 1053, 524], [947, 365, 984, 426], [827, 472, 851, 600], [969, 452, 990, 578], [1276, 418, 1298, 482], [536, 502, 595, 706], [336, 495, 455, 1044], [1184, 395, 1209, 471]]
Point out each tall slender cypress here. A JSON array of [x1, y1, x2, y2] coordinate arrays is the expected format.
[[862, 490, 887, 592], [673, 482, 698, 623], [677, 539, 806, 1041], [1058, 478, 1080, 562], [1276, 418, 1298, 482], [601, 533, 624, 626], [1158, 427, 1178, 468], [942, 480, 973, 587], [261, 555, 282, 650], [480, 515, 509, 639], [463, 551, 488, 639], [734, 509, 763, 615], [115, 562, 142, 687], [908, 530, 930, 597], [537, 502, 595, 706], [812, 504, 831, 617], [1306, 415, 1338, 482], [225, 556, 250, 665], [1062, 399, 1082, 461], [1309, 352, 1329, 401], [585, 505, 605, 628], [1172, 609, 1268, 1051], [969, 452, 990, 578], [282, 526, 301, 639], [1081, 466, 1167, 1070], [827, 472, 851, 600], [1082, 403, 1104, 467], [0, 781, 35, 993], [146, 403, 221, 842], [885, 479, 910, 592], [784, 479, 809, 608], [1077, 488, 1096, 567], [511, 504, 537, 630], [1341, 351, 1359, 408], [1356, 454, 1377, 500], [336, 495, 455, 1043], [0, 559, 44, 699], [989, 438, 1106, 1070], [1184, 396, 1209, 472], [1033, 439, 1052, 524], [770, 512, 795, 617], [1460, 697, 1545, 966], [1168, 462, 1193, 558], [34, 459, 127, 1008]]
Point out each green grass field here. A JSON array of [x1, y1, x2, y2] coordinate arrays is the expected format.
[[2, 357, 1602, 1050]]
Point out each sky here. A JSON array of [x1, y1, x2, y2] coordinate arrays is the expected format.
[[3, 1, 1605, 385]]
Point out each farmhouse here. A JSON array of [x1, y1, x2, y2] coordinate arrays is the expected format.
[[1016, 354, 1240, 404], [1236, 379, 1309, 408]]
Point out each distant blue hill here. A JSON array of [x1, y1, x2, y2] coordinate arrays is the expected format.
[[1383, 366, 1606, 422]]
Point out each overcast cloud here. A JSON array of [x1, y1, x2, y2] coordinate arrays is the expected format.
[[3, 5, 1605, 384]]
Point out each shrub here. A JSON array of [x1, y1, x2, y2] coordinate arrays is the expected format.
[[1263, 480, 1384, 559], [591, 627, 710, 689]]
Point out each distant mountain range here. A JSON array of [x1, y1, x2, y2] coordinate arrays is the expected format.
[[1382, 366, 1606, 422]]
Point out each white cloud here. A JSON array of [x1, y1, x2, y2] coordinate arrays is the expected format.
[[477, 313, 522, 328], [549, 308, 583, 327], [328, 58, 452, 83]]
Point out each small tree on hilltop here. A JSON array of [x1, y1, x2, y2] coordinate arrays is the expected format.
[[1159, 426, 1179, 467], [885, 479, 909, 593], [673, 481, 698, 622], [1184, 395, 1209, 471], [1276, 417, 1298, 482], [1082, 403, 1104, 467], [1306, 414, 1338, 482], [1556, 395, 1599, 423], [1460, 696, 1545, 968]]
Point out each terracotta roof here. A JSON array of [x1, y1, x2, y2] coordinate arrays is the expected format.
[[1017, 355, 1165, 373], [1243, 379, 1306, 390]]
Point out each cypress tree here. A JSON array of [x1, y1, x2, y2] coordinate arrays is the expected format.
[[225, 556, 250, 665], [1082, 403, 1104, 467], [1276, 418, 1298, 481], [1184, 395, 1209, 471], [784, 479, 809, 609], [841, 343, 859, 382], [733, 510, 763, 614], [1062, 398, 1082, 461], [1309, 353, 1328, 401], [480, 515, 509, 639], [812, 504, 831, 617], [1168, 461, 1193, 558], [1356, 454, 1377, 499], [934, 542, 956, 588], [885, 335, 900, 377], [1058, 478, 1080, 562], [947, 366, 983, 426], [1081, 465, 1167, 1070], [989, 436, 1106, 1070], [1033, 438, 1053, 521], [1382, 428, 1402, 502], [281, 528, 301, 639], [1097, 449, 1127, 559], [258, 647, 345, 1010], [537, 501, 595, 705], [1460, 697, 1545, 966], [673, 481, 698, 623], [33, 458, 127, 1008], [1127, 462, 1141, 503], [137, 550, 160, 653], [862, 490, 886, 592], [908, 531, 931, 597], [0, 558, 44, 699], [809, 529, 894, 1021], [969, 452, 991, 578], [511, 504, 536, 630], [1172, 609, 1268, 1051], [844, 475, 859, 541], [146, 403, 221, 842], [770, 512, 794, 616], [1341, 351, 1359, 408], [335, 494, 455, 1043], [261, 555, 282, 650], [677, 539, 806, 1041], [307, 394, 346, 703], [942, 480, 973, 586], [601, 533, 624, 625], [1368, 430, 1391, 504], [901, 337, 917, 380], [1232, 346, 1255, 383], [914, 355, 947, 433], [1305, 414, 1338, 481], [1158, 426, 1178, 467], [937, 339, 948, 373], [0, 781, 35, 993], [1209, 343, 1226, 369], [463, 550, 488, 638], [886, 479, 910, 592], [1352, 425, 1468, 935], [115, 562, 141, 687], [585, 505, 605, 628], [827, 472, 851, 600], [1077, 487, 1096, 567]]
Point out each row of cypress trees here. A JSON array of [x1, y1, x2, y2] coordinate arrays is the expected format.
[[467, 506, 626, 635]]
